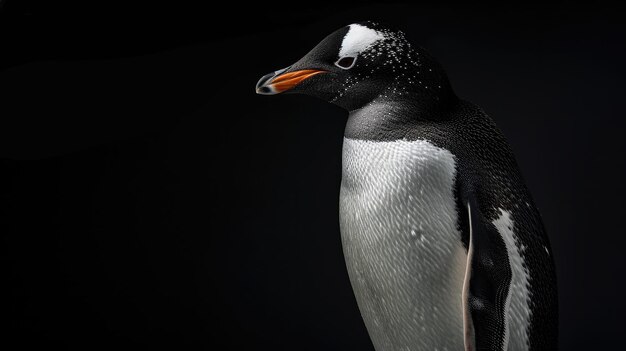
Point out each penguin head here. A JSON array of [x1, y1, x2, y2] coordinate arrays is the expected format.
[[256, 21, 453, 112]]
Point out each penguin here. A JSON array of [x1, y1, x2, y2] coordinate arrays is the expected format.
[[256, 22, 558, 351]]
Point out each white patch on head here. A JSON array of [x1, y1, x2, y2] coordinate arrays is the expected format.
[[493, 209, 531, 351], [339, 24, 385, 58]]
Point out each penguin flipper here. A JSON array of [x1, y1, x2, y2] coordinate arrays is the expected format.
[[463, 198, 512, 351]]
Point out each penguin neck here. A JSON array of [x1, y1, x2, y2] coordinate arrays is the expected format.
[[344, 91, 459, 141]]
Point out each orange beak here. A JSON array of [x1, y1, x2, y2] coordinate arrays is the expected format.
[[256, 69, 325, 95]]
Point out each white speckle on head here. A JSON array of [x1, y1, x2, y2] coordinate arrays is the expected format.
[[493, 209, 531, 351], [339, 24, 385, 58], [544, 245, 550, 255]]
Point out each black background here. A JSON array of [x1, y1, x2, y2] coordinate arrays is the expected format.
[[1, 1, 624, 350]]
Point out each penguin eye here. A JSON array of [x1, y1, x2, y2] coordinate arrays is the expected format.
[[335, 56, 357, 69]]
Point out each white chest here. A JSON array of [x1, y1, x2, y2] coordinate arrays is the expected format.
[[339, 137, 467, 351]]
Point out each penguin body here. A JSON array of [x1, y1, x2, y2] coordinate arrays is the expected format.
[[257, 22, 558, 351], [341, 100, 557, 351]]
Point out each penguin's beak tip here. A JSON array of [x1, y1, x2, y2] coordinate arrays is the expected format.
[[256, 71, 279, 95], [255, 86, 273, 95]]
